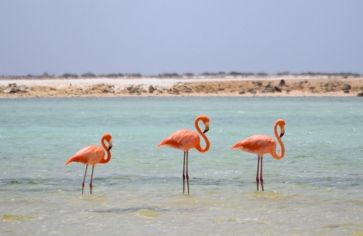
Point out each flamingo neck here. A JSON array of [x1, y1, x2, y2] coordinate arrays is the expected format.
[[101, 137, 111, 163], [194, 118, 210, 153], [272, 122, 285, 160]]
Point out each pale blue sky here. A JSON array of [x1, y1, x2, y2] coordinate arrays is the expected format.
[[0, 0, 362, 75]]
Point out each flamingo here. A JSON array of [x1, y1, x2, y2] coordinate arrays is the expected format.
[[65, 133, 113, 195], [158, 115, 210, 195], [232, 119, 285, 191]]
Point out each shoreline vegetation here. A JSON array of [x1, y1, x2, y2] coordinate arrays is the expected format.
[[1, 72, 363, 97]]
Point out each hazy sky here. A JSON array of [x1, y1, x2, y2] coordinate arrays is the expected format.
[[1, 0, 362, 75]]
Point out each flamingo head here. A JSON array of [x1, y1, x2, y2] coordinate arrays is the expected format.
[[196, 115, 210, 134], [102, 133, 113, 150], [276, 119, 285, 137]]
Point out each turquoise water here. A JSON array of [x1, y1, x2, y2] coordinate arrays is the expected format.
[[1, 97, 363, 235]]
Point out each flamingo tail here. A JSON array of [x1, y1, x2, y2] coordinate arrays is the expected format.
[[231, 142, 244, 150], [65, 155, 85, 165], [158, 138, 173, 147]]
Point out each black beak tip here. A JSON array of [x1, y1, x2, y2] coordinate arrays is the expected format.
[[280, 132, 285, 138], [109, 146, 112, 150], [203, 129, 209, 134]]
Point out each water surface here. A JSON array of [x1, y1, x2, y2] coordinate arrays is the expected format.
[[1, 97, 363, 235]]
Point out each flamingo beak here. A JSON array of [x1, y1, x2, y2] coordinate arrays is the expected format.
[[280, 131, 285, 137], [203, 123, 210, 134], [108, 142, 113, 150]]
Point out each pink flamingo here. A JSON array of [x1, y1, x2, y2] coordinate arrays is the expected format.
[[158, 115, 210, 194], [232, 119, 285, 191], [65, 133, 112, 195]]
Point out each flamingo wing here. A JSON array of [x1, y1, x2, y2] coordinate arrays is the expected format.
[[159, 129, 199, 151], [65, 145, 105, 165], [232, 135, 275, 155]]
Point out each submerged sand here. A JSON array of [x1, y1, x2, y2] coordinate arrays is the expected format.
[[1, 75, 363, 97]]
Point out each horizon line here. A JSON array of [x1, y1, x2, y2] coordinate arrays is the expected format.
[[0, 71, 361, 79]]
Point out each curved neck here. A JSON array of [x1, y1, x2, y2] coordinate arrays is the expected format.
[[194, 118, 210, 153], [272, 123, 285, 160], [101, 137, 111, 163]]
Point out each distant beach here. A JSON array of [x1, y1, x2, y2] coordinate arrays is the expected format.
[[1, 74, 363, 97]]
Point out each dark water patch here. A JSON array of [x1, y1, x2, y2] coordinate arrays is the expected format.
[[0, 177, 88, 187], [98, 175, 180, 186], [88, 206, 169, 214], [88, 206, 199, 215], [189, 177, 246, 187], [291, 175, 363, 189], [2, 174, 362, 193], [0, 177, 83, 193], [99, 175, 249, 188], [1, 177, 109, 187], [1, 178, 49, 186], [0, 174, 253, 193]]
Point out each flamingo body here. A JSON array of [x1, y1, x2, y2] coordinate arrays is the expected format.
[[66, 145, 106, 166], [232, 134, 276, 156], [158, 129, 201, 152]]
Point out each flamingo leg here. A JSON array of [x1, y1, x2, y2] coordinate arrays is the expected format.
[[183, 151, 186, 194], [256, 156, 260, 191], [82, 164, 89, 196], [260, 156, 264, 191], [90, 165, 95, 195], [186, 151, 190, 195]]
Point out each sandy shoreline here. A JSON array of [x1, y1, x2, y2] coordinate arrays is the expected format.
[[1, 75, 363, 97]]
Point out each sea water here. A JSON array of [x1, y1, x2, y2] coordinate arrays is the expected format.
[[0, 97, 362, 235]]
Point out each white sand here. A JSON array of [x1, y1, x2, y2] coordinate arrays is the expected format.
[[1, 75, 352, 90]]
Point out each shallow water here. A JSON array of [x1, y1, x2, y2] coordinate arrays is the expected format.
[[0, 97, 363, 235]]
